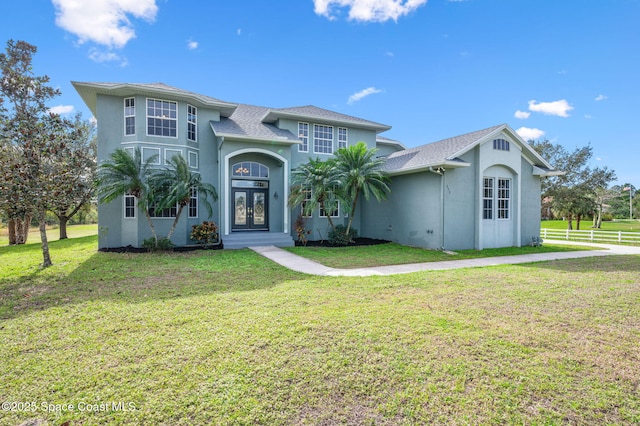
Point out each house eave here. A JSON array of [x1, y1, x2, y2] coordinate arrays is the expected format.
[[261, 110, 392, 133], [387, 160, 471, 176]]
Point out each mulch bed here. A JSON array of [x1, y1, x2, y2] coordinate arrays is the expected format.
[[99, 243, 224, 253], [295, 237, 390, 247]]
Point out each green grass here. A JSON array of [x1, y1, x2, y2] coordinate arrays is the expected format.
[[542, 219, 640, 232], [1, 236, 639, 425], [0, 223, 98, 246], [284, 242, 596, 269]]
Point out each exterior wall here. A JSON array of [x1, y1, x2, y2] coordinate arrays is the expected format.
[[520, 157, 542, 245], [361, 172, 443, 249], [443, 151, 478, 250], [375, 143, 403, 157], [96, 93, 221, 248]]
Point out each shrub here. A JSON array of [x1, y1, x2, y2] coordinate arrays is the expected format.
[[294, 215, 311, 246], [328, 225, 358, 246], [142, 237, 174, 251], [190, 221, 219, 247]]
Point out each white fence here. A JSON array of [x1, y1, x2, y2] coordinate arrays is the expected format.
[[541, 228, 640, 245]]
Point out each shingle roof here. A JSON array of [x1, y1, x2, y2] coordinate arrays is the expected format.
[[210, 104, 300, 143], [384, 124, 505, 173], [262, 105, 391, 131]]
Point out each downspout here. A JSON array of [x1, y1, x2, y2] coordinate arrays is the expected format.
[[428, 167, 446, 250], [217, 136, 226, 236]]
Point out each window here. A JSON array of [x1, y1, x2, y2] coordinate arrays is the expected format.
[[298, 122, 309, 152], [147, 98, 177, 137], [232, 161, 269, 178], [301, 189, 312, 217], [124, 98, 135, 135], [319, 189, 339, 218], [149, 204, 177, 218], [187, 105, 197, 141], [313, 124, 333, 154], [493, 138, 510, 151], [338, 127, 348, 149], [165, 149, 182, 165], [142, 147, 161, 165], [124, 193, 136, 218], [188, 151, 198, 169], [189, 187, 198, 218], [497, 178, 511, 219], [483, 178, 494, 220]]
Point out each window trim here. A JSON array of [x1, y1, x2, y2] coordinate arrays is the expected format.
[[188, 187, 198, 218], [164, 149, 183, 165], [187, 104, 197, 142], [142, 147, 161, 166], [338, 127, 348, 149], [298, 122, 309, 153], [146, 98, 178, 139], [497, 178, 511, 220], [493, 138, 510, 151], [483, 177, 494, 220], [313, 124, 334, 155], [188, 151, 198, 169], [124, 97, 135, 136], [124, 193, 136, 219]]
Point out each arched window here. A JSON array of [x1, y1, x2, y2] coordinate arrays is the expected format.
[[232, 161, 269, 178]]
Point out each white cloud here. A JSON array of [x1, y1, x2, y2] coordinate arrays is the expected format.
[[313, 0, 427, 22], [528, 99, 573, 118], [514, 110, 531, 119], [237, 28, 242, 36], [187, 40, 198, 50], [347, 87, 382, 104], [595, 94, 607, 101], [88, 48, 128, 66], [516, 127, 545, 141], [52, 0, 158, 49], [48, 105, 74, 115], [385, 51, 394, 57]]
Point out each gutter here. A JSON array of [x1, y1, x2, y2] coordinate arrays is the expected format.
[[428, 167, 446, 250]]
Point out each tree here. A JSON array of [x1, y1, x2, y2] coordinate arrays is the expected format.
[[530, 140, 616, 230], [47, 114, 97, 239], [96, 147, 160, 245], [334, 142, 390, 236], [289, 158, 341, 233], [1, 40, 61, 266], [152, 154, 218, 240]]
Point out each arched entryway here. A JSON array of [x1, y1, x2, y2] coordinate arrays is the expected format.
[[481, 165, 518, 248]]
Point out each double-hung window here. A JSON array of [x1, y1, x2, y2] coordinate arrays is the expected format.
[[187, 105, 197, 141], [124, 193, 136, 218], [124, 98, 135, 135], [338, 127, 348, 149], [483, 178, 494, 220], [319, 189, 339, 218], [301, 189, 312, 217], [497, 179, 510, 219], [147, 98, 177, 137], [298, 122, 309, 152], [188, 187, 198, 218], [313, 124, 333, 154]]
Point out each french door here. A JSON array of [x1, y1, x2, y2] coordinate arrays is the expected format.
[[232, 187, 268, 231]]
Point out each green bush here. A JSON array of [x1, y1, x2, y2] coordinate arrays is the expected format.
[[142, 237, 174, 251], [328, 225, 358, 246]]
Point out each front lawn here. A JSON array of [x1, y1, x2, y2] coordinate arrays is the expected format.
[[542, 219, 640, 232], [284, 242, 596, 269], [1, 236, 639, 425]]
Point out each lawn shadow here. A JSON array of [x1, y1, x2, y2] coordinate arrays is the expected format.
[[1, 245, 303, 320]]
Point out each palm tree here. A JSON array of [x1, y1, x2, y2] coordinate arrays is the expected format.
[[334, 142, 390, 236], [96, 147, 160, 244], [289, 158, 341, 232], [152, 154, 218, 240]]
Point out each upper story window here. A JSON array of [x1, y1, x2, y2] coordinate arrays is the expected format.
[[124, 98, 135, 135], [314, 124, 333, 154], [187, 105, 197, 141], [493, 138, 510, 151], [298, 122, 309, 152], [338, 127, 348, 149], [232, 161, 269, 178], [147, 98, 177, 138]]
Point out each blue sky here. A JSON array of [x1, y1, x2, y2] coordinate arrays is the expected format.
[[2, 0, 638, 185]]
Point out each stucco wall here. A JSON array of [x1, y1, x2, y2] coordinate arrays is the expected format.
[[520, 157, 542, 245]]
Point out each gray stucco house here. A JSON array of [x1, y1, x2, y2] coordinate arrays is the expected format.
[[73, 82, 558, 250]]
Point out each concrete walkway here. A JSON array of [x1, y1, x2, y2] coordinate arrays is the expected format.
[[250, 240, 640, 277]]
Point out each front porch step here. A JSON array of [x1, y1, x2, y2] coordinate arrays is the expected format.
[[222, 232, 295, 249]]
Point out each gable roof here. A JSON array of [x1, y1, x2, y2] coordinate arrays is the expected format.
[[261, 105, 391, 132], [71, 82, 238, 117], [384, 124, 557, 176], [376, 135, 407, 150], [210, 104, 300, 145]]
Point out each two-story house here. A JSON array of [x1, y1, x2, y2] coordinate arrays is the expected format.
[[73, 82, 558, 250]]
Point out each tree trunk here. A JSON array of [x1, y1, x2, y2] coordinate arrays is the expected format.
[[166, 205, 185, 240], [8, 219, 16, 245], [566, 214, 573, 230], [143, 209, 159, 246], [59, 215, 69, 240], [576, 214, 581, 230], [14, 215, 31, 244], [345, 189, 360, 237], [320, 201, 336, 232], [38, 210, 52, 268]]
